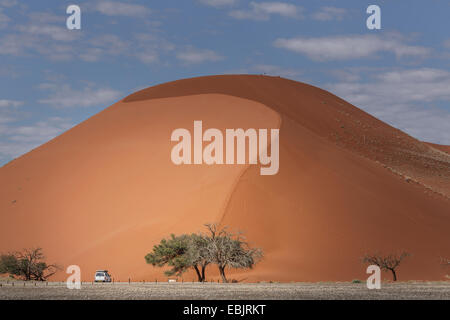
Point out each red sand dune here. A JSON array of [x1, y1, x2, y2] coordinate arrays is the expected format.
[[1, 75, 449, 282]]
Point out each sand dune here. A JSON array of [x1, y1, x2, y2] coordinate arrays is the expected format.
[[1, 75, 449, 282]]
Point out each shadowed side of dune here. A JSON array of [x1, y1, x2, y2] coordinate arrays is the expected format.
[[220, 114, 450, 281]]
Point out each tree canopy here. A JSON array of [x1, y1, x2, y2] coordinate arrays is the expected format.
[[145, 224, 263, 282], [204, 224, 263, 283], [145, 234, 210, 282], [0, 248, 60, 281]]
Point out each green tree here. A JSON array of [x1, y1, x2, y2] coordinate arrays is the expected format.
[[145, 234, 209, 282], [186, 233, 210, 282], [0, 254, 20, 275], [0, 248, 60, 281]]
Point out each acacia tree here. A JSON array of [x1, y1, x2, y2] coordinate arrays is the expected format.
[[145, 234, 209, 282], [204, 224, 263, 283], [186, 233, 210, 282], [362, 252, 410, 281], [0, 248, 60, 281]]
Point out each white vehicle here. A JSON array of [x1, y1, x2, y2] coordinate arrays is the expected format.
[[94, 270, 112, 283]]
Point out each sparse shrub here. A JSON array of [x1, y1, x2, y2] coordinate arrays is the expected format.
[[352, 279, 363, 283]]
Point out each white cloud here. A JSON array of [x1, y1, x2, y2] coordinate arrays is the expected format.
[[329, 68, 365, 82], [0, 0, 17, 7], [135, 51, 159, 64], [0, 99, 22, 108], [8, 117, 72, 143], [199, 0, 238, 7], [0, 142, 31, 161], [230, 2, 302, 20], [444, 39, 450, 48], [176, 47, 223, 64], [75, 33, 174, 64], [274, 34, 430, 61], [0, 116, 15, 124], [0, 7, 174, 65], [0, 65, 19, 78], [312, 6, 347, 21], [0, 98, 23, 125], [327, 68, 450, 144], [38, 84, 122, 108], [18, 24, 80, 42], [92, 1, 151, 17], [78, 34, 129, 62], [28, 12, 65, 24], [0, 11, 81, 59], [0, 117, 73, 162], [17, 12, 78, 42], [331, 68, 450, 105], [132, 33, 175, 64], [0, 8, 10, 28], [0, 95, 74, 164]]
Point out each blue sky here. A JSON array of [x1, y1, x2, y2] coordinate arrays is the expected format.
[[0, 0, 449, 165]]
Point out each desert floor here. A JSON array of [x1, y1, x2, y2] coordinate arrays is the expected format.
[[0, 281, 449, 300]]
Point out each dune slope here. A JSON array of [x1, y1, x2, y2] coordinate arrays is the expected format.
[[1, 75, 449, 282]]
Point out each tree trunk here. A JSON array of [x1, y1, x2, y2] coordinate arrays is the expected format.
[[193, 265, 203, 282], [219, 266, 228, 283], [391, 269, 397, 281], [201, 264, 207, 282]]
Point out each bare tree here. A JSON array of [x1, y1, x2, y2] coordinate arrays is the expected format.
[[362, 251, 410, 281], [0, 248, 60, 281], [204, 224, 263, 283]]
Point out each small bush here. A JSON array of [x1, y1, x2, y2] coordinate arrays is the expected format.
[[352, 279, 363, 283]]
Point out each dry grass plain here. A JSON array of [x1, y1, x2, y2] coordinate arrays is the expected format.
[[0, 281, 449, 300]]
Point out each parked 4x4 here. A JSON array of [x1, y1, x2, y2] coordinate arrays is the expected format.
[[94, 270, 112, 282]]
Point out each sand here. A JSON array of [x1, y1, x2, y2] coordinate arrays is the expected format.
[[0, 75, 449, 283]]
